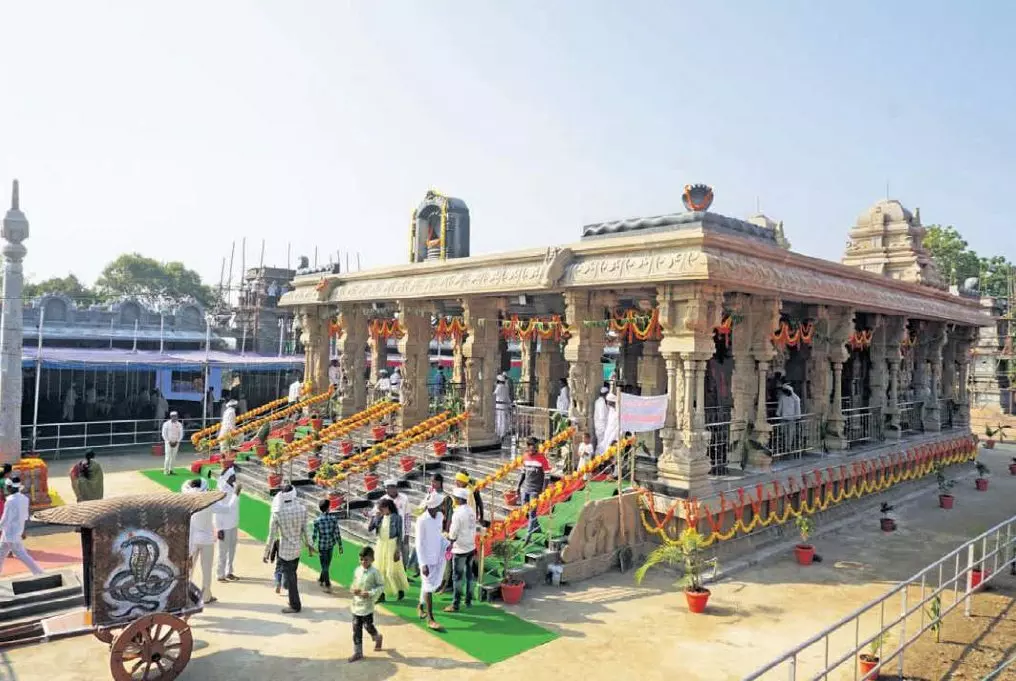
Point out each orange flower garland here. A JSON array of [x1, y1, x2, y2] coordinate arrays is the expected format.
[[472, 427, 576, 492], [500, 315, 571, 342], [771, 321, 814, 349], [369, 319, 404, 340], [235, 395, 290, 426], [847, 329, 873, 351], [192, 386, 334, 451], [609, 309, 662, 343], [435, 317, 468, 342]]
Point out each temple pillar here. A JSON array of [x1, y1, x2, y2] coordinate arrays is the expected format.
[[725, 295, 756, 467], [535, 339, 568, 411], [655, 283, 723, 495], [748, 297, 781, 462], [369, 335, 388, 385], [824, 307, 855, 450], [923, 323, 948, 431], [452, 336, 464, 385], [0, 181, 29, 465], [518, 336, 536, 404], [563, 290, 613, 442], [461, 298, 501, 447], [636, 340, 667, 455], [868, 315, 889, 414], [395, 302, 432, 429], [954, 327, 976, 428], [804, 305, 832, 421], [300, 307, 330, 395], [335, 305, 368, 417], [884, 316, 907, 439]]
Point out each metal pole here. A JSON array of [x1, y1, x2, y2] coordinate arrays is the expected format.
[[31, 306, 45, 452], [241, 324, 247, 356], [132, 319, 139, 353], [965, 543, 975, 617], [287, 242, 291, 270], [159, 313, 165, 353], [616, 386, 626, 544], [278, 318, 285, 357], [225, 241, 235, 306]]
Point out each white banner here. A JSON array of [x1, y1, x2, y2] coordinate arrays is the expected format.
[[618, 393, 669, 433]]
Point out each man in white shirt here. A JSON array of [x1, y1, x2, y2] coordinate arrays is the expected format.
[[214, 463, 243, 582], [389, 368, 402, 397], [161, 411, 184, 475], [443, 487, 477, 612], [415, 493, 447, 630], [555, 378, 570, 415], [183, 478, 219, 603], [0, 479, 44, 576], [62, 384, 77, 422], [218, 400, 238, 455], [84, 384, 97, 420], [288, 376, 303, 404], [592, 385, 609, 453], [328, 359, 342, 390]]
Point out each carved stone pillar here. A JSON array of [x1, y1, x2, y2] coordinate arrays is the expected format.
[[748, 297, 781, 460], [655, 283, 723, 495], [953, 327, 976, 428], [335, 305, 368, 417], [868, 315, 888, 413], [941, 334, 957, 401], [883, 316, 907, 438], [534, 339, 568, 410], [725, 295, 756, 465], [452, 336, 464, 385], [396, 302, 432, 430], [825, 307, 855, 450], [804, 306, 832, 421], [518, 336, 536, 404], [563, 290, 613, 442], [461, 298, 501, 447], [922, 323, 947, 431], [300, 307, 330, 395], [368, 335, 388, 385]]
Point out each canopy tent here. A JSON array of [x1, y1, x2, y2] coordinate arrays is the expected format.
[[22, 347, 303, 371]]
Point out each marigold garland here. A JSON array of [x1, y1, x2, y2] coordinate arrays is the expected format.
[[848, 329, 873, 351], [636, 436, 976, 548], [234, 395, 290, 426], [435, 317, 468, 342], [280, 400, 401, 461], [191, 387, 335, 451], [369, 319, 404, 340], [472, 427, 576, 492], [771, 321, 814, 349], [609, 309, 662, 343], [500, 315, 571, 342]]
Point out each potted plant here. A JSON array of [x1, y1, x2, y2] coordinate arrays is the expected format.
[[265, 439, 285, 489], [504, 489, 520, 507], [974, 461, 990, 491], [399, 455, 416, 473], [879, 502, 896, 532], [935, 464, 955, 509], [1010, 456, 1016, 476], [309, 410, 324, 432], [634, 527, 717, 613], [433, 439, 448, 456], [371, 424, 387, 441], [341, 440, 354, 456], [307, 445, 323, 474], [794, 515, 816, 565], [858, 631, 888, 678], [492, 539, 526, 605], [363, 470, 381, 492]]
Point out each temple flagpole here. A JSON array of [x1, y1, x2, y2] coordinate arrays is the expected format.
[[31, 306, 45, 453]]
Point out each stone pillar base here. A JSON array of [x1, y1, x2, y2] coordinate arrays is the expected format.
[[656, 450, 713, 498]]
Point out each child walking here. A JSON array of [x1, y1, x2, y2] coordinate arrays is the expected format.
[[349, 546, 384, 663], [312, 498, 343, 592]]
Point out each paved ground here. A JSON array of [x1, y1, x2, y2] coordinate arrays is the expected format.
[[2, 447, 1014, 681]]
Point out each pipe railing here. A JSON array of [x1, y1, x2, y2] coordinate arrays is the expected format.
[[21, 417, 208, 458]]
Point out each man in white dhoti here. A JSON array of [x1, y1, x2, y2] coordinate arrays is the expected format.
[[62, 384, 77, 422], [592, 385, 609, 452], [161, 411, 184, 475], [214, 463, 243, 582], [415, 492, 447, 631], [597, 392, 620, 455], [218, 400, 238, 455], [494, 374, 512, 442], [555, 378, 570, 415], [0, 479, 44, 576]]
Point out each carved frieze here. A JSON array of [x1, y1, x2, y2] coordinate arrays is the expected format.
[[558, 249, 706, 287]]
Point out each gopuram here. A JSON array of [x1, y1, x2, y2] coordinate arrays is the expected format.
[[281, 185, 987, 528]]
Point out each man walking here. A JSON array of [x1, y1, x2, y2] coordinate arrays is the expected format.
[[214, 462, 242, 582], [415, 492, 447, 631], [161, 411, 184, 475], [218, 400, 238, 455], [0, 478, 44, 576], [444, 487, 477, 612], [265, 484, 313, 614], [182, 478, 218, 604], [516, 437, 551, 541]]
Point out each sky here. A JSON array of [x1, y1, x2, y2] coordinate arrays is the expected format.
[[1, 1, 1013, 289]]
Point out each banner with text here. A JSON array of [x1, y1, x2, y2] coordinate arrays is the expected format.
[[619, 393, 669, 433]]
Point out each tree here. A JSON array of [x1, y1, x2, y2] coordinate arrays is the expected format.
[[23, 274, 99, 306], [979, 255, 1014, 299], [924, 225, 980, 286], [95, 253, 214, 307]]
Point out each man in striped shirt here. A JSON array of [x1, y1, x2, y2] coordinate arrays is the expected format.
[[265, 485, 314, 613]]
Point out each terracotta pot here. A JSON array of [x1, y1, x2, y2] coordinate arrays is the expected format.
[[364, 474, 380, 492], [684, 587, 711, 614], [975, 478, 989, 491], [307, 456, 322, 473], [310, 418, 324, 431], [939, 494, 955, 509], [504, 490, 520, 506], [152, 443, 164, 457], [971, 567, 990, 589], [372, 426, 387, 441], [256, 444, 267, 457], [268, 472, 283, 488], [500, 580, 525, 605], [328, 492, 344, 511], [1010, 463, 1016, 475], [210, 453, 222, 463], [985, 439, 996, 449], [880, 518, 896, 532], [433, 441, 448, 456], [341, 440, 354, 456], [794, 544, 815, 566], [282, 431, 294, 444], [400, 456, 416, 472], [858, 654, 879, 678]]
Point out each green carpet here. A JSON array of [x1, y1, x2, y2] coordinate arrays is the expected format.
[[142, 468, 557, 664]]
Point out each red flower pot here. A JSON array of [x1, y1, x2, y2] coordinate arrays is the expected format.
[[372, 426, 387, 441], [684, 588, 711, 613], [504, 490, 520, 507], [880, 518, 896, 532], [189, 461, 205, 474], [310, 418, 323, 431], [984, 439, 996, 449], [971, 567, 990, 589], [975, 478, 989, 491], [364, 474, 380, 492], [307, 456, 322, 473], [152, 443, 164, 457], [256, 444, 267, 457], [210, 453, 223, 463], [341, 440, 354, 456], [433, 441, 448, 456], [500, 580, 524, 605], [268, 472, 283, 488], [939, 494, 955, 509], [858, 655, 879, 678], [1010, 463, 1016, 475], [328, 492, 344, 511], [794, 544, 815, 566], [282, 431, 294, 443], [400, 456, 416, 473]]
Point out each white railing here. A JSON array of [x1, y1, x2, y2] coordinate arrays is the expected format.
[[743, 514, 1016, 680], [898, 400, 923, 435], [21, 417, 208, 458], [843, 406, 883, 447], [767, 413, 822, 460]]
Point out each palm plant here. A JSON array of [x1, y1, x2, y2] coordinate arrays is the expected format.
[[634, 527, 716, 593], [795, 515, 815, 546]]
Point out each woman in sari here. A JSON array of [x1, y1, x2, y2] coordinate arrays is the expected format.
[[368, 498, 408, 601]]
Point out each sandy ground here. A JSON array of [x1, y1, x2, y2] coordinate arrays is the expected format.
[[1, 448, 1014, 681]]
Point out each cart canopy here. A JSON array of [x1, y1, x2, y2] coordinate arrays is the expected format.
[[32, 492, 226, 528]]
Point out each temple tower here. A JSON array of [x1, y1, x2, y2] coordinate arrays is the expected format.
[[842, 199, 946, 289], [409, 190, 470, 263]]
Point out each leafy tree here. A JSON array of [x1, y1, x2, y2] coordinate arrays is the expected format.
[[979, 255, 1014, 299], [23, 274, 99, 305], [95, 253, 214, 306], [924, 225, 980, 285]]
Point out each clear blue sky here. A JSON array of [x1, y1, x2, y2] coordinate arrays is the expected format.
[[1, 1, 1013, 286]]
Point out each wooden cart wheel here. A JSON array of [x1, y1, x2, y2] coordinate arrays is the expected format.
[[109, 613, 193, 681], [94, 626, 121, 644]]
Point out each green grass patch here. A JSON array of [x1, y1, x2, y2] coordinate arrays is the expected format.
[[142, 468, 557, 664]]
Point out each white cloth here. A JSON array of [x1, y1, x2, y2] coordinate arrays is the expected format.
[[85, 387, 97, 405], [214, 471, 241, 531], [190, 544, 214, 600], [162, 420, 183, 444], [163, 442, 179, 474], [0, 492, 30, 543], [777, 389, 802, 419], [216, 527, 238, 579], [154, 396, 169, 421], [447, 504, 477, 555], [288, 380, 302, 403], [494, 382, 512, 439], [328, 365, 341, 387], [597, 406, 619, 455], [555, 385, 570, 414], [415, 511, 447, 594], [218, 407, 237, 441], [593, 396, 608, 449]]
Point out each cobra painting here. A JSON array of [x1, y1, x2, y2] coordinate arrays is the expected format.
[[103, 529, 178, 620]]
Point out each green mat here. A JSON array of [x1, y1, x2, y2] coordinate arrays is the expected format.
[[142, 468, 557, 664]]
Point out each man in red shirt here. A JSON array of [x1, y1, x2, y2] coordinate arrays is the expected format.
[[516, 437, 551, 541]]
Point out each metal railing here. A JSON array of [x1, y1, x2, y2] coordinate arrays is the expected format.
[[22, 417, 208, 457], [743, 514, 1016, 680], [843, 406, 884, 448], [938, 398, 955, 430], [513, 404, 569, 444], [898, 400, 923, 435], [767, 412, 822, 460], [707, 420, 734, 475], [706, 405, 733, 426]]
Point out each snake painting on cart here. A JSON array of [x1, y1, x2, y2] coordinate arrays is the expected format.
[[103, 528, 178, 619]]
